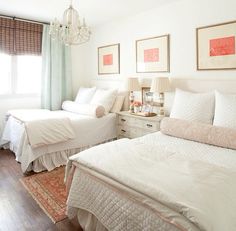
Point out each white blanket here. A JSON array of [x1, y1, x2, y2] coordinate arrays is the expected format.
[[70, 133, 236, 231], [8, 109, 75, 148], [2, 111, 117, 172]]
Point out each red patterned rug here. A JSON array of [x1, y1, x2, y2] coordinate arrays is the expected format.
[[20, 167, 67, 223]]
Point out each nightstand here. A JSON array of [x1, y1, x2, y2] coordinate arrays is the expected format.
[[116, 111, 164, 139]]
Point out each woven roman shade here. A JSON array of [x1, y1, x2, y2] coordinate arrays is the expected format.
[[0, 17, 43, 55]]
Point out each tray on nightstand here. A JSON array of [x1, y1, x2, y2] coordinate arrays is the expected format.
[[130, 112, 157, 117]]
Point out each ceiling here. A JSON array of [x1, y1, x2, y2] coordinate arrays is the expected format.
[[0, 0, 178, 26]]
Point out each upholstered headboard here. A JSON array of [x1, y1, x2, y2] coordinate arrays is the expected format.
[[140, 78, 236, 115], [169, 79, 236, 94]]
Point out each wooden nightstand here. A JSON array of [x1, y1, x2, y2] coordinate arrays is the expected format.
[[116, 111, 164, 139]]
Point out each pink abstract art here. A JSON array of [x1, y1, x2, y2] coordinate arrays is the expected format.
[[210, 36, 235, 56], [103, 54, 113, 65], [144, 48, 159, 62]]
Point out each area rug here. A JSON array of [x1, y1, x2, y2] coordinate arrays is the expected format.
[[20, 167, 67, 223]]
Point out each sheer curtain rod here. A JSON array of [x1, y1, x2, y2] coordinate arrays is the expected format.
[[0, 14, 50, 25]]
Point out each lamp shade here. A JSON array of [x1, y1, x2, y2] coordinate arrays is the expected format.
[[126, 77, 140, 91], [150, 77, 170, 93]]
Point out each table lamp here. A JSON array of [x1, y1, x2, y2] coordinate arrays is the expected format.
[[126, 77, 140, 113], [150, 77, 170, 116]]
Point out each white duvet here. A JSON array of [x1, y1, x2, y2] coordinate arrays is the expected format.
[[70, 132, 236, 231], [2, 110, 117, 172], [7, 109, 75, 148]]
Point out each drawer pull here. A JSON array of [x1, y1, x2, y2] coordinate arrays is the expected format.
[[146, 124, 153, 128], [121, 118, 126, 122], [121, 129, 126, 133]]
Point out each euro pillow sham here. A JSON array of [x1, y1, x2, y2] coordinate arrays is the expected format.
[[170, 88, 215, 124], [90, 89, 117, 114], [214, 91, 236, 129], [75, 87, 96, 104]]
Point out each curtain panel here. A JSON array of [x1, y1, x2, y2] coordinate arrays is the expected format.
[[0, 17, 43, 55], [41, 25, 72, 110]]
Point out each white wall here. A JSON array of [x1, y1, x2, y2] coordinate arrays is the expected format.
[[71, 0, 236, 95]]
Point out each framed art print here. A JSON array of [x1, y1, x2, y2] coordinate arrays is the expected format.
[[98, 43, 120, 75], [197, 20, 236, 70], [136, 35, 170, 73]]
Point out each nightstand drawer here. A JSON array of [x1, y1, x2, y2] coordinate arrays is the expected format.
[[118, 115, 135, 126], [117, 125, 140, 139], [141, 120, 160, 131], [117, 125, 130, 137]]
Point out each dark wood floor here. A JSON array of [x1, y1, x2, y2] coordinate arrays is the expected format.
[[0, 149, 81, 231]]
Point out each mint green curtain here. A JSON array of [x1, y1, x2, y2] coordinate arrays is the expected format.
[[41, 25, 72, 110]]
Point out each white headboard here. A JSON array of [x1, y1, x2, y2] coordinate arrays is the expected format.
[[169, 79, 236, 94], [159, 78, 236, 115]]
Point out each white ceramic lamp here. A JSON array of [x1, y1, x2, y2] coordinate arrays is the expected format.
[[126, 77, 140, 113], [150, 77, 170, 116]]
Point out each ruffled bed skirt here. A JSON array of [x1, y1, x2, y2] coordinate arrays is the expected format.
[[28, 139, 115, 172], [5, 139, 115, 173]]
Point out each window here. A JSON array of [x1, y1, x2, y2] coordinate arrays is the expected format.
[[0, 53, 42, 95], [17, 56, 42, 94], [0, 53, 11, 94], [0, 17, 43, 96]]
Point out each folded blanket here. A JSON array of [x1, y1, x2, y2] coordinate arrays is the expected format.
[[62, 101, 105, 118], [7, 109, 75, 148]]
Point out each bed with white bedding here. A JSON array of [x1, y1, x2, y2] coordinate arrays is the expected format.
[[2, 109, 117, 173], [66, 130, 236, 231]]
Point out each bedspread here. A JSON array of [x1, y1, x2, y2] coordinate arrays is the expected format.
[[68, 134, 236, 231]]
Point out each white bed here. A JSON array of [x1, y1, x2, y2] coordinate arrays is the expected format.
[[66, 131, 236, 231], [66, 80, 236, 231], [2, 110, 117, 173]]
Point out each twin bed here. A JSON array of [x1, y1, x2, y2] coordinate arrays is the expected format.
[[1, 88, 129, 173], [65, 80, 236, 231], [2, 109, 117, 172], [66, 129, 236, 231]]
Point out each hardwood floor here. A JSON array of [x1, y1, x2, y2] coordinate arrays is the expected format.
[[0, 149, 81, 231]]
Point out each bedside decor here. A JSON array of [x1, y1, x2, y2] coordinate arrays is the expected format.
[[136, 35, 170, 73], [150, 77, 170, 116], [141, 87, 154, 114], [132, 101, 142, 113], [126, 77, 141, 113], [98, 43, 120, 74], [197, 20, 236, 70]]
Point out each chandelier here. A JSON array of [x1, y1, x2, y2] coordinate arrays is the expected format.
[[49, 0, 91, 45]]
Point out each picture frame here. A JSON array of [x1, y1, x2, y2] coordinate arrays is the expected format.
[[136, 35, 170, 73], [196, 20, 236, 70], [98, 43, 120, 75]]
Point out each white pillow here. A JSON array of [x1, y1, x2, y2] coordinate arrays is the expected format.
[[90, 89, 117, 113], [170, 88, 215, 124], [110, 95, 125, 113], [62, 101, 105, 118], [213, 91, 236, 129], [75, 87, 96, 104]]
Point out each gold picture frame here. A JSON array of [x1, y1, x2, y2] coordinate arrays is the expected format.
[[196, 20, 236, 70], [98, 43, 120, 75], [136, 35, 170, 73]]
